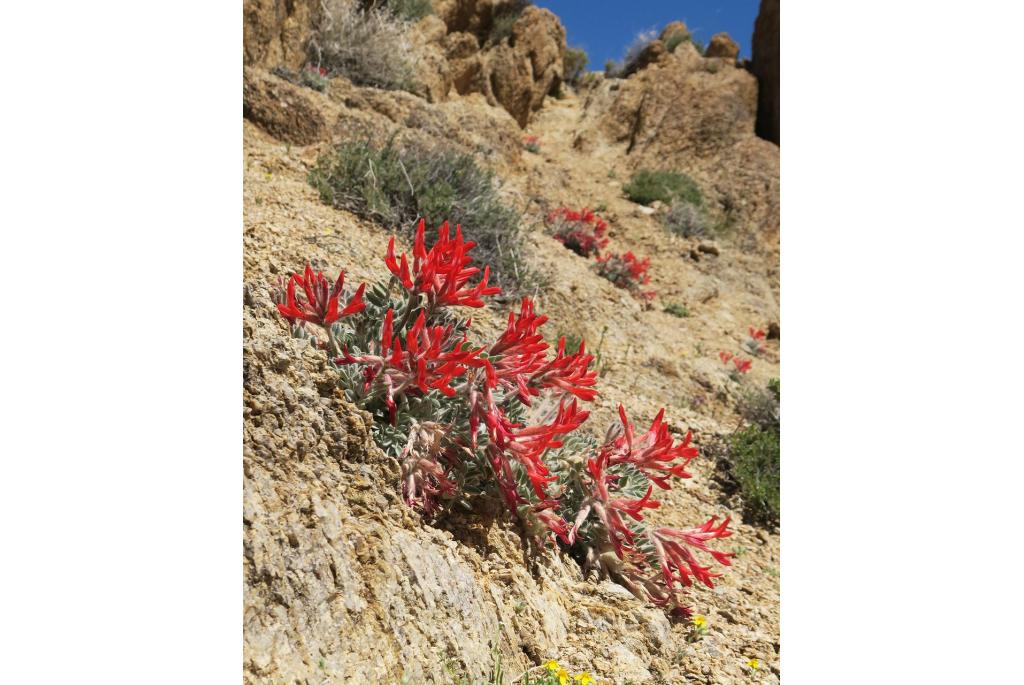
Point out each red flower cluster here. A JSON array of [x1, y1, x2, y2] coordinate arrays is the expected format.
[[522, 135, 541, 152], [719, 351, 752, 375], [745, 325, 767, 355], [548, 207, 610, 258], [276, 265, 366, 327], [275, 219, 732, 615], [570, 405, 731, 611], [385, 219, 500, 308], [595, 251, 655, 302], [305, 64, 328, 77]]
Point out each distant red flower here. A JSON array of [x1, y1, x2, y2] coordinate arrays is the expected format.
[[385, 219, 501, 308], [719, 351, 734, 364], [732, 357, 752, 374], [277, 264, 366, 327], [548, 207, 610, 258], [749, 326, 766, 341], [595, 252, 654, 302]]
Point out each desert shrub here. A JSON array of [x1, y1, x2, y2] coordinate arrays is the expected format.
[[309, 0, 420, 92], [274, 225, 733, 617], [487, 0, 532, 46], [362, 0, 433, 22], [722, 379, 779, 527], [604, 59, 620, 78], [663, 28, 690, 53], [664, 302, 689, 318], [270, 64, 329, 92], [309, 137, 528, 292], [623, 169, 703, 207], [620, 28, 659, 76], [663, 201, 711, 239], [547, 207, 609, 258], [563, 47, 589, 85], [595, 251, 655, 303]]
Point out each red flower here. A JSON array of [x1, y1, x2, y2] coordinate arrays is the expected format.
[[749, 326, 766, 341], [595, 252, 654, 301], [732, 357, 752, 374], [648, 517, 734, 590], [277, 264, 366, 326], [548, 207, 610, 258], [601, 405, 699, 489], [336, 309, 487, 422], [719, 351, 734, 364], [385, 219, 501, 308]]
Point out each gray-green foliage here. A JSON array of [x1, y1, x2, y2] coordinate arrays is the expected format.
[[662, 201, 711, 239], [623, 169, 703, 207], [728, 379, 780, 527], [308, 137, 529, 292], [663, 302, 689, 318]]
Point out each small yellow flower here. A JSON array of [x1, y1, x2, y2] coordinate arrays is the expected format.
[[544, 660, 560, 673], [557, 668, 569, 685], [574, 673, 593, 685], [747, 658, 760, 670], [692, 614, 707, 628]]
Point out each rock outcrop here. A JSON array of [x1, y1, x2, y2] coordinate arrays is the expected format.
[[751, 0, 780, 144], [573, 30, 778, 235], [243, 0, 319, 70], [242, 0, 566, 127], [706, 32, 740, 61]]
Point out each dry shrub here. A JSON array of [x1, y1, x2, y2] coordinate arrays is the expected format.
[[310, 0, 421, 92]]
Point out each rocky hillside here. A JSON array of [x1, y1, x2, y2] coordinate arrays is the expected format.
[[243, 2, 779, 683]]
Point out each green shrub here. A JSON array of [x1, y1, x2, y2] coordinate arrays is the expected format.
[[728, 424, 779, 527], [308, 137, 530, 292], [623, 169, 703, 206], [309, 1, 420, 92], [725, 379, 779, 526], [604, 59, 620, 77], [664, 302, 689, 318], [663, 201, 711, 238], [664, 29, 690, 53], [619, 28, 659, 76], [563, 47, 589, 85]]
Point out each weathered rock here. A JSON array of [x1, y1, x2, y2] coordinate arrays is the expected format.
[[752, 0, 780, 143], [622, 39, 668, 77], [574, 38, 779, 235], [243, 66, 327, 145], [706, 32, 740, 61], [659, 21, 690, 42], [409, 15, 453, 102], [476, 6, 567, 127], [243, 0, 319, 70]]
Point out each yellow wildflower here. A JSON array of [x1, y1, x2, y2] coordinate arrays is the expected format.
[[574, 673, 594, 685], [692, 615, 707, 628], [557, 668, 569, 685], [747, 658, 760, 670], [544, 660, 560, 673]]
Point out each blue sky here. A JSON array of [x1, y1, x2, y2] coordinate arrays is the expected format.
[[534, 0, 761, 67]]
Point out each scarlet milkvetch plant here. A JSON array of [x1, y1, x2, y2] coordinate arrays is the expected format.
[[744, 326, 767, 356], [547, 207, 610, 258], [522, 135, 541, 153], [275, 218, 731, 615], [595, 251, 655, 303], [719, 351, 753, 381]]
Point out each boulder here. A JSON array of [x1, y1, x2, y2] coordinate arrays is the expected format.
[[243, 66, 327, 145], [409, 15, 453, 102], [706, 32, 740, 61]]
